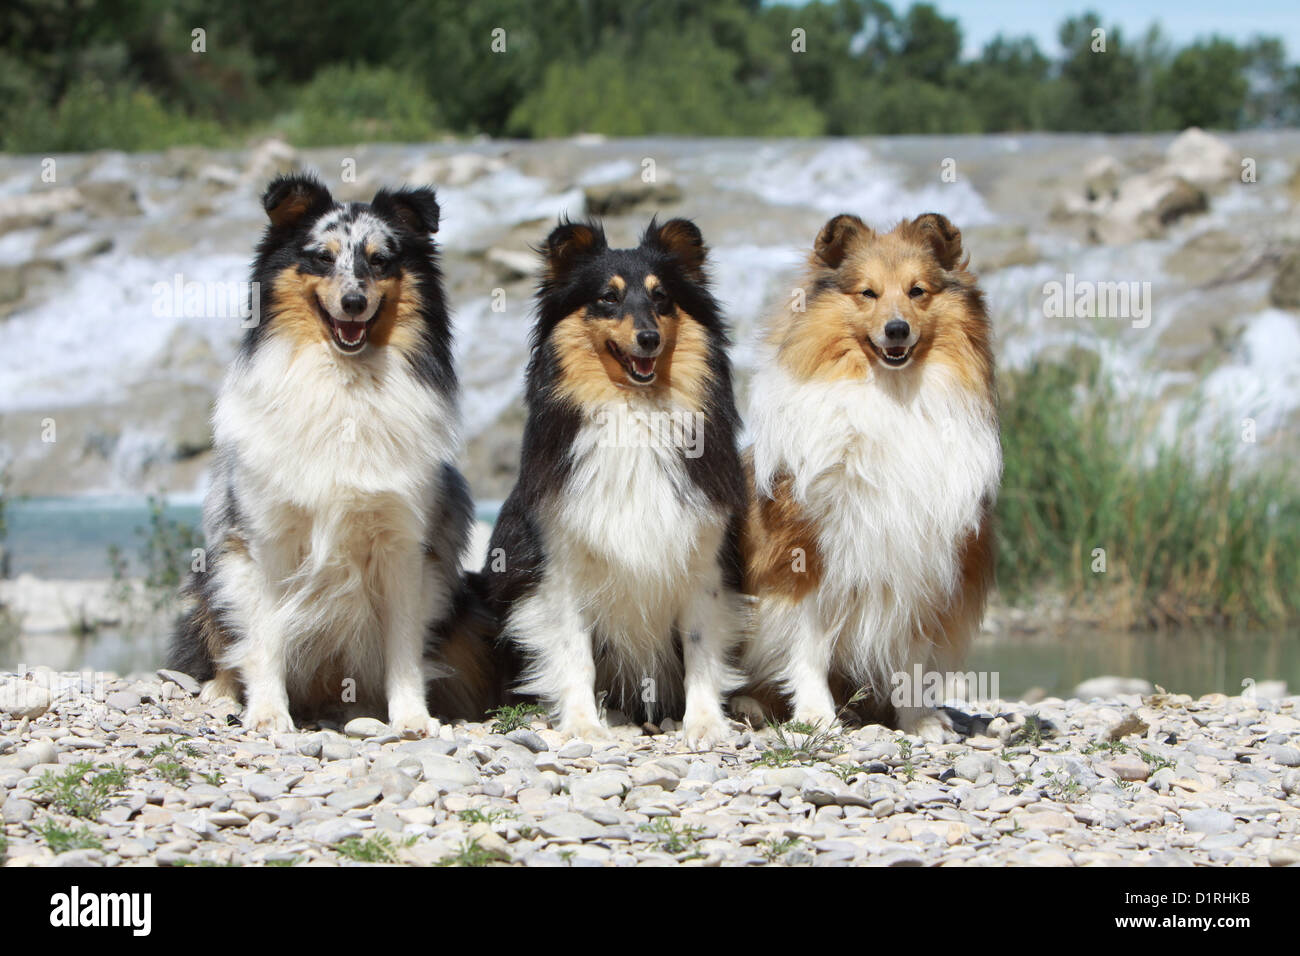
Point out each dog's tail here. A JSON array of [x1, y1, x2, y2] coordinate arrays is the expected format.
[[428, 571, 507, 720], [164, 568, 224, 683]]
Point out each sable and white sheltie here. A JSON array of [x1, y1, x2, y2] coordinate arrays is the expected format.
[[167, 173, 490, 735], [738, 213, 1001, 742], [481, 218, 746, 747]]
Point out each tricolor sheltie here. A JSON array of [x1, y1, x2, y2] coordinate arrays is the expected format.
[[738, 213, 1001, 742], [167, 173, 490, 734], [482, 218, 746, 747]]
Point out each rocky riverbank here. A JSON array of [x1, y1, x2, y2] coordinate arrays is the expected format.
[[1, 669, 1296, 867]]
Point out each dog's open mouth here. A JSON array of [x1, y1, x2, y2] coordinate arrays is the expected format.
[[317, 296, 378, 353], [868, 340, 915, 368], [607, 341, 657, 384]]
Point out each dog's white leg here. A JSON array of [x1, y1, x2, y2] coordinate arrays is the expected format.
[[894, 642, 955, 744], [679, 572, 738, 750], [385, 547, 441, 738], [781, 599, 838, 729], [218, 548, 294, 733], [512, 581, 606, 739], [239, 607, 294, 733], [199, 669, 241, 704]]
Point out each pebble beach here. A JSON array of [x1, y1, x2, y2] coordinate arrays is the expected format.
[[1, 669, 1297, 867]]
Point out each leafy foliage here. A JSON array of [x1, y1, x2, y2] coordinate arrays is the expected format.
[[1, 0, 1296, 150]]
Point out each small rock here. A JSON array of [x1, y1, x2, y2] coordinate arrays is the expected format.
[[312, 818, 364, 844], [245, 774, 287, 802], [15, 740, 58, 770], [1269, 845, 1300, 867], [1181, 808, 1234, 835], [506, 729, 548, 753], [630, 762, 680, 790], [248, 819, 278, 843], [569, 770, 630, 800], [374, 770, 418, 802], [326, 784, 383, 811], [0, 679, 52, 719], [1105, 754, 1151, 782], [1106, 713, 1149, 741], [156, 669, 201, 696], [106, 690, 142, 712], [1264, 745, 1300, 768], [343, 717, 391, 739], [536, 812, 605, 841], [2, 798, 36, 823]]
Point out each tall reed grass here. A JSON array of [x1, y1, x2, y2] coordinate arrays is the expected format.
[[997, 359, 1298, 628]]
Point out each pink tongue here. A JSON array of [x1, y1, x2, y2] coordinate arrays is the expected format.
[[633, 357, 655, 376], [336, 321, 366, 343]]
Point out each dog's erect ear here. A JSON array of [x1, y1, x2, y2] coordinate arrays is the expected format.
[[262, 174, 333, 230], [910, 213, 964, 271], [814, 213, 870, 269], [372, 186, 440, 236], [542, 219, 607, 277], [642, 217, 707, 282]]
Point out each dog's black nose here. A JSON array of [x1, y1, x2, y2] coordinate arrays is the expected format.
[[636, 329, 661, 352], [884, 319, 910, 342], [341, 292, 368, 316]]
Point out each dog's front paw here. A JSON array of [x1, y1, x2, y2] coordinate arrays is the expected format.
[[681, 711, 731, 750], [242, 703, 293, 734], [897, 707, 956, 744], [728, 695, 768, 727], [390, 709, 439, 739], [200, 671, 241, 704], [557, 716, 610, 741]]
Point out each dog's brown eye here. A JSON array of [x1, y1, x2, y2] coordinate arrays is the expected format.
[[862, 289, 877, 299], [909, 286, 925, 298], [599, 289, 620, 305], [314, 250, 335, 266]]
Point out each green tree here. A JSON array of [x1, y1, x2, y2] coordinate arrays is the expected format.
[[1053, 12, 1143, 131], [963, 35, 1059, 131], [1155, 37, 1250, 129]]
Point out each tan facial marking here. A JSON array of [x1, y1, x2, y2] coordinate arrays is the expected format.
[[552, 304, 712, 409], [266, 267, 423, 357]]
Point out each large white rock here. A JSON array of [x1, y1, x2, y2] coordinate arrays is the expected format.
[[408, 152, 505, 188], [1165, 126, 1239, 188], [0, 677, 53, 718], [1091, 171, 1207, 244], [1073, 676, 1155, 699]]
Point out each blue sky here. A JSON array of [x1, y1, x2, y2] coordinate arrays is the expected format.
[[925, 1, 1300, 58]]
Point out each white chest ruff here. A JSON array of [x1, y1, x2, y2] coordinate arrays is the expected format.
[[542, 400, 724, 647], [210, 336, 458, 665], [751, 361, 1000, 667], [215, 336, 456, 516]]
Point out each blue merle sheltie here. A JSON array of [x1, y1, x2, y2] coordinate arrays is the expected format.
[[480, 218, 747, 748], [167, 173, 492, 735]]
